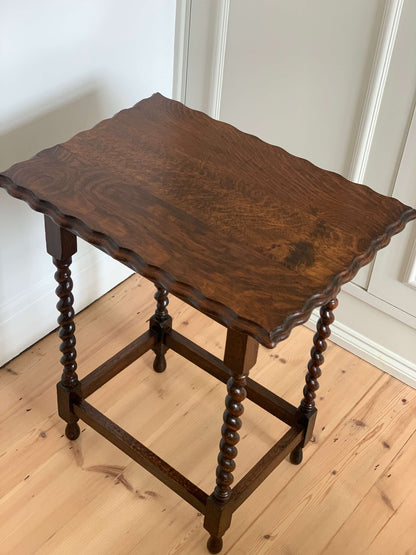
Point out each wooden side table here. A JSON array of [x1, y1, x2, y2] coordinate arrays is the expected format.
[[1, 94, 415, 553]]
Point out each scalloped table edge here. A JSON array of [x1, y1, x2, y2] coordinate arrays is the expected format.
[[1, 174, 416, 348]]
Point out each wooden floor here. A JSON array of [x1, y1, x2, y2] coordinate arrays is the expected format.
[[1, 275, 416, 555]]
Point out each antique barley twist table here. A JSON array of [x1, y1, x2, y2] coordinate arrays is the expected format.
[[1, 94, 415, 552]]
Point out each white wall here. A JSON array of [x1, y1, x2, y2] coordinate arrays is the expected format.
[[177, 0, 416, 387], [0, 0, 176, 365], [221, 0, 383, 176]]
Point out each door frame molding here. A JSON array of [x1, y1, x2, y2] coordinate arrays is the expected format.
[[348, 0, 404, 184], [172, 0, 416, 387], [172, 0, 230, 118], [207, 0, 230, 119], [172, 0, 191, 103]]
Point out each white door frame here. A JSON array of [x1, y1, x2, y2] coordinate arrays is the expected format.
[[172, 0, 416, 387]]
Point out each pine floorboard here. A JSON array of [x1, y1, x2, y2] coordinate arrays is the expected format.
[[1, 275, 415, 554]]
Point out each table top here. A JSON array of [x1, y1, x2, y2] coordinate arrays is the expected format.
[[1, 93, 415, 347]]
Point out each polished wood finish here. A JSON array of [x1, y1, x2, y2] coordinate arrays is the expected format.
[[44, 214, 77, 261], [2, 95, 415, 553], [224, 329, 258, 373], [301, 298, 339, 415], [290, 298, 338, 465], [1, 93, 415, 347], [44, 220, 312, 552], [213, 374, 247, 503], [150, 286, 172, 373], [166, 326, 302, 543], [213, 330, 258, 506], [45, 217, 81, 441], [53, 256, 78, 389], [42, 219, 315, 553], [204, 329, 260, 551]]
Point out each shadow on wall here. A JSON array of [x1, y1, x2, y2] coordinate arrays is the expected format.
[[0, 87, 105, 364], [0, 86, 103, 169]]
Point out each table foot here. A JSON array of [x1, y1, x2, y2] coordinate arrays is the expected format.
[[150, 285, 172, 373], [65, 421, 80, 440], [293, 298, 338, 455], [207, 535, 223, 553], [289, 445, 303, 465], [45, 219, 83, 440], [153, 351, 167, 373]]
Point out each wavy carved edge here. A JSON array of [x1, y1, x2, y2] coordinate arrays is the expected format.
[[1, 173, 416, 348]]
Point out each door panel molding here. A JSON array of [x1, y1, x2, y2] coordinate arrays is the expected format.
[[173, 0, 416, 383], [348, 0, 404, 184], [403, 239, 416, 290], [368, 100, 416, 312], [174, 0, 230, 116], [172, 0, 191, 103], [208, 0, 230, 119], [349, 0, 404, 289]]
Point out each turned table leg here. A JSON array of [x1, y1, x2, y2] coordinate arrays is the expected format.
[[44, 216, 81, 440], [290, 298, 339, 464], [204, 329, 258, 553], [149, 285, 172, 372]]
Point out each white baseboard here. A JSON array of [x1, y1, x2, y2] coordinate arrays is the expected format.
[[0, 247, 132, 366], [306, 310, 416, 389]]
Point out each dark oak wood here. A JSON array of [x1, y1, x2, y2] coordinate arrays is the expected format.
[[204, 327, 260, 549], [45, 218, 81, 440], [224, 329, 258, 373], [213, 375, 247, 502], [2, 94, 415, 347], [207, 535, 223, 554], [45, 215, 77, 259], [2, 94, 416, 553], [52, 256, 78, 389], [301, 298, 338, 415], [212, 328, 258, 504], [54, 255, 81, 441], [290, 298, 338, 465], [149, 285, 172, 372], [289, 443, 304, 466], [202, 421, 302, 555]]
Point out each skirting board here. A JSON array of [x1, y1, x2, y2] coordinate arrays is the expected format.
[[306, 308, 416, 390], [0, 247, 132, 367]]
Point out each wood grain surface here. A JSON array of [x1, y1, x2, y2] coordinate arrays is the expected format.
[[1, 93, 415, 347]]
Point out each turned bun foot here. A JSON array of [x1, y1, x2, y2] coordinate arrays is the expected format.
[[65, 421, 80, 440], [207, 535, 223, 553], [289, 445, 303, 465], [153, 353, 167, 373]]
